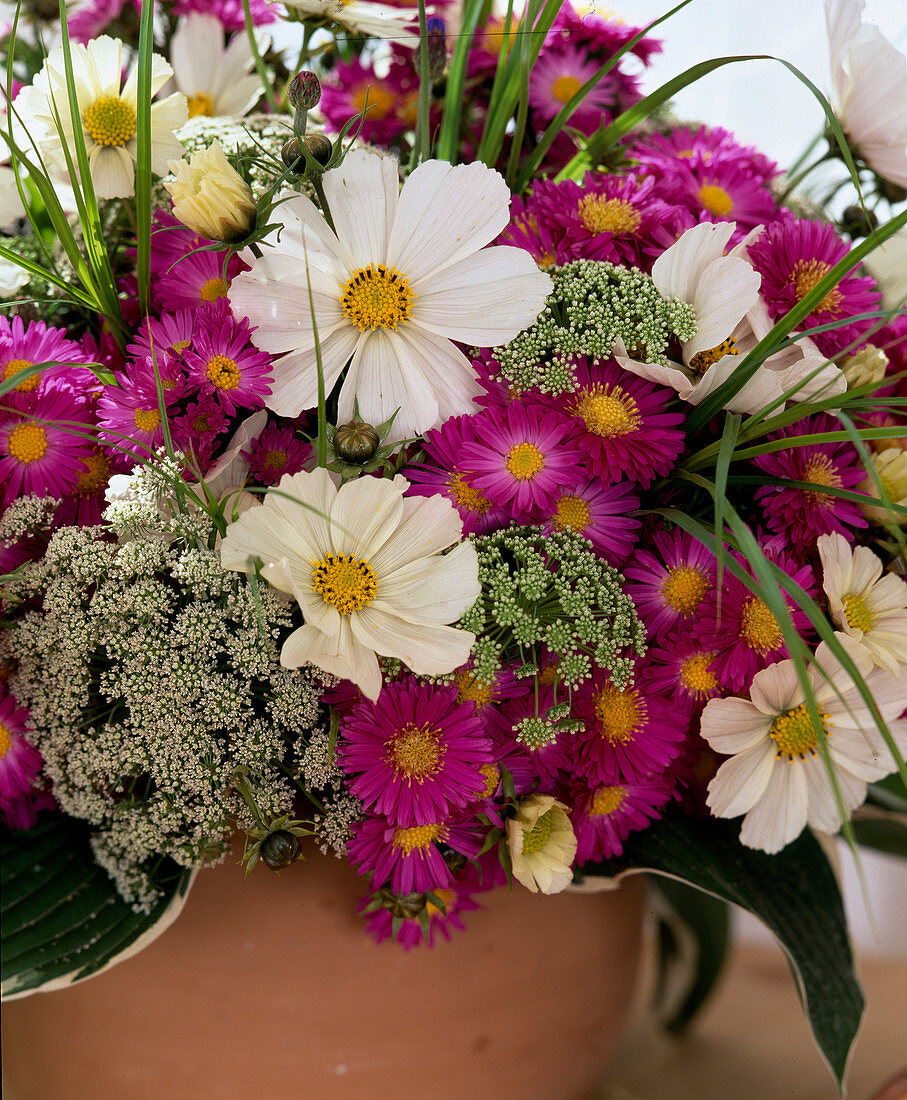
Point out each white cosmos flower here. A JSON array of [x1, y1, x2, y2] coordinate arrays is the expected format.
[[14, 36, 187, 199], [228, 148, 552, 438], [826, 0, 907, 188], [279, 0, 421, 41], [506, 794, 578, 895], [864, 224, 907, 309], [167, 13, 268, 120], [219, 467, 480, 700], [818, 532, 907, 674], [702, 635, 907, 854]]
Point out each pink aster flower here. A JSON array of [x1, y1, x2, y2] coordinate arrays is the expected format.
[[632, 124, 779, 184], [358, 875, 482, 949], [528, 43, 623, 131], [184, 299, 272, 415], [339, 679, 492, 827], [657, 159, 778, 240], [753, 414, 869, 550], [171, 395, 229, 464], [623, 527, 717, 638], [151, 215, 248, 313], [242, 423, 310, 486], [127, 309, 199, 370], [542, 478, 640, 565], [56, 444, 126, 527], [501, 691, 574, 793], [547, 5, 662, 67], [0, 690, 42, 804], [458, 403, 582, 516], [171, 0, 279, 30], [67, 0, 141, 44], [571, 670, 687, 786], [0, 316, 95, 406], [96, 376, 170, 459], [638, 634, 722, 713], [572, 775, 673, 863], [319, 56, 419, 147], [745, 218, 883, 357], [0, 382, 93, 506]]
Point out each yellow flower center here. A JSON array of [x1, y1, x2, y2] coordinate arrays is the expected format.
[[82, 95, 137, 147], [552, 494, 591, 533], [206, 354, 242, 391], [769, 702, 831, 761], [802, 453, 842, 505], [351, 83, 396, 120], [661, 564, 711, 615], [7, 423, 48, 464], [570, 384, 641, 437], [593, 683, 646, 743], [842, 592, 874, 633], [171, 339, 191, 353], [264, 449, 288, 470], [75, 450, 112, 497], [447, 470, 491, 515], [454, 670, 494, 709], [134, 408, 160, 432], [505, 441, 545, 480], [200, 278, 228, 302], [341, 264, 413, 331], [689, 335, 739, 374], [187, 91, 215, 118], [312, 553, 378, 615], [590, 785, 626, 816], [192, 414, 212, 433], [790, 259, 843, 315], [552, 74, 583, 104], [0, 720, 10, 756], [739, 596, 782, 654], [2, 358, 40, 393], [392, 822, 446, 853], [521, 809, 554, 854], [478, 763, 500, 798], [679, 651, 718, 697], [388, 723, 444, 781], [698, 184, 734, 216], [577, 195, 643, 237]]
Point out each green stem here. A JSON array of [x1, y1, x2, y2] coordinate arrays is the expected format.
[[242, 0, 280, 114], [410, 0, 432, 168]]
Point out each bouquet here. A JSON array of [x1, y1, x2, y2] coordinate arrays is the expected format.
[[1, 0, 905, 1090]]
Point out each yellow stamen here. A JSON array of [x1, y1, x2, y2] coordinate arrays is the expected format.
[[74, 450, 111, 497], [351, 83, 396, 120], [551, 74, 583, 104], [689, 336, 738, 374], [206, 354, 242, 392], [478, 764, 500, 799], [341, 264, 413, 331], [2, 358, 40, 393], [264, 449, 288, 471], [505, 441, 544, 480], [552, 494, 591, 533], [842, 592, 874, 633], [590, 785, 626, 816], [447, 470, 491, 516], [454, 670, 494, 709], [426, 887, 457, 917], [802, 453, 842, 505], [698, 184, 733, 216], [593, 683, 646, 743], [199, 278, 228, 302], [577, 195, 642, 237], [388, 723, 444, 781], [739, 597, 782, 654], [7, 423, 48, 464], [83, 95, 136, 147], [187, 91, 215, 118], [570, 384, 641, 437], [311, 552, 378, 615], [521, 810, 554, 853], [392, 822, 446, 853], [678, 652, 718, 697], [661, 564, 711, 615], [790, 259, 843, 315], [134, 408, 160, 432], [0, 720, 11, 757], [769, 702, 831, 761]]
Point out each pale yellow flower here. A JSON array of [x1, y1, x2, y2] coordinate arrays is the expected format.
[[506, 794, 577, 894], [165, 141, 256, 243], [856, 449, 907, 526]]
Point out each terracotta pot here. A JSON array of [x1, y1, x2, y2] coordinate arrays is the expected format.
[[2, 852, 645, 1100]]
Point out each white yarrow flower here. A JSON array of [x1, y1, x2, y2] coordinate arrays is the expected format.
[[219, 468, 480, 700], [228, 148, 552, 438], [168, 13, 268, 120], [506, 794, 578, 895], [702, 635, 907, 854]]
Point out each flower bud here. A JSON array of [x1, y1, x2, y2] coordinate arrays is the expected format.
[[841, 344, 889, 390], [302, 133, 333, 166], [282, 136, 304, 173], [840, 204, 878, 240], [426, 17, 447, 83], [334, 420, 380, 464], [164, 141, 255, 243], [287, 70, 322, 111], [260, 829, 301, 870]]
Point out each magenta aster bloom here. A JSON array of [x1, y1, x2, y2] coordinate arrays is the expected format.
[[497, 193, 563, 271], [127, 309, 199, 369], [153, 240, 247, 313], [0, 690, 42, 804], [96, 376, 170, 459], [171, 0, 278, 29], [0, 382, 93, 506], [67, 0, 141, 43], [320, 56, 418, 146], [501, 690, 575, 792], [753, 414, 869, 549], [528, 43, 623, 131], [623, 527, 717, 638], [339, 679, 492, 827], [572, 775, 673, 862], [185, 299, 272, 415], [632, 124, 779, 184], [638, 634, 722, 712], [548, 5, 662, 66], [458, 404, 582, 516], [242, 423, 310, 486], [57, 445, 125, 527], [348, 813, 484, 895], [542, 478, 640, 565], [745, 218, 882, 357], [571, 671, 687, 786], [358, 876, 481, 949], [171, 395, 229, 464], [658, 159, 777, 239], [0, 316, 95, 405]]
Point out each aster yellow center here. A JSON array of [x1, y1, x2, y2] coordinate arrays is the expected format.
[[552, 494, 591, 533], [505, 441, 545, 480], [134, 408, 160, 432], [7, 423, 48, 464], [689, 335, 739, 374], [698, 184, 733, 216], [739, 597, 782, 654], [679, 652, 718, 697], [577, 195, 643, 237], [187, 91, 215, 118], [590, 785, 626, 816], [312, 553, 378, 615], [3, 358, 40, 393], [264, 449, 288, 470], [206, 354, 241, 391], [392, 822, 446, 853], [389, 723, 444, 781], [75, 451, 111, 497], [842, 592, 874, 633], [447, 470, 491, 515], [341, 264, 413, 331], [200, 278, 228, 302], [802, 453, 842, 505], [479, 764, 500, 798], [521, 810, 554, 854], [661, 565, 711, 615], [352, 84, 396, 120], [593, 684, 646, 743], [454, 670, 494, 709], [83, 95, 136, 147], [769, 702, 831, 761], [570, 384, 641, 438], [0, 720, 10, 757], [193, 414, 212, 433], [552, 74, 583, 104], [790, 259, 843, 315]]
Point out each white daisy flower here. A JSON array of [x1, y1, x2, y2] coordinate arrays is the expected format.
[[826, 0, 907, 189], [219, 467, 480, 700], [279, 0, 420, 41], [818, 532, 907, 675], [506, 794, 578, 895], [228, 148, 552, 438], [864, 224, 907, 310], [14, 36, 187, 200], [701, 635, 907, 854], [168, 13, 268, 120]]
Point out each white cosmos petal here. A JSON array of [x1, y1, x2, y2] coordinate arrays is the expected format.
[[370, 494, 470, 576], [738, 763, 808, 854], [321, 148, 398, 269], [652, 221, 736, 301], [375, 541, 481, 624], [749, 660, 803, 715], [329, 473, 404, 560], [89, 146, 135, 200], [229, 264, 346, 353], [707, 743, 777, 819], [802, 758, 850, 834], [700, 698, 772, 755], [339, 327, 439, 438], [413, 246, 553, 345], [390, 325, 483, 430], [684, 255, 761, 360], [282, 620, 382, 701], [264, 326, 360, 418], [352, 607, 476, 676]]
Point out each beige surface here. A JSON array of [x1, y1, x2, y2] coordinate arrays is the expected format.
[[598, 942, 907, 1100]]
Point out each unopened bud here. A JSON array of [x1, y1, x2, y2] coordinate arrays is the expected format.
[[841, 344, 889, 390], [334, 420, 380, 464], [260, 830, 301, 871], [426, 17, 447, 82], [164, 141, 255, 243], [302, 133, 333, 166], [840, 204, 878, 240], [287, 70, 322, 111], [282, 136, 304, 173]]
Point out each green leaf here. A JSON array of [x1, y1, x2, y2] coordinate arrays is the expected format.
[[579, 811, 864, 1093], [851, 809, 907, 859], [1, 815, 193, 1000]]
